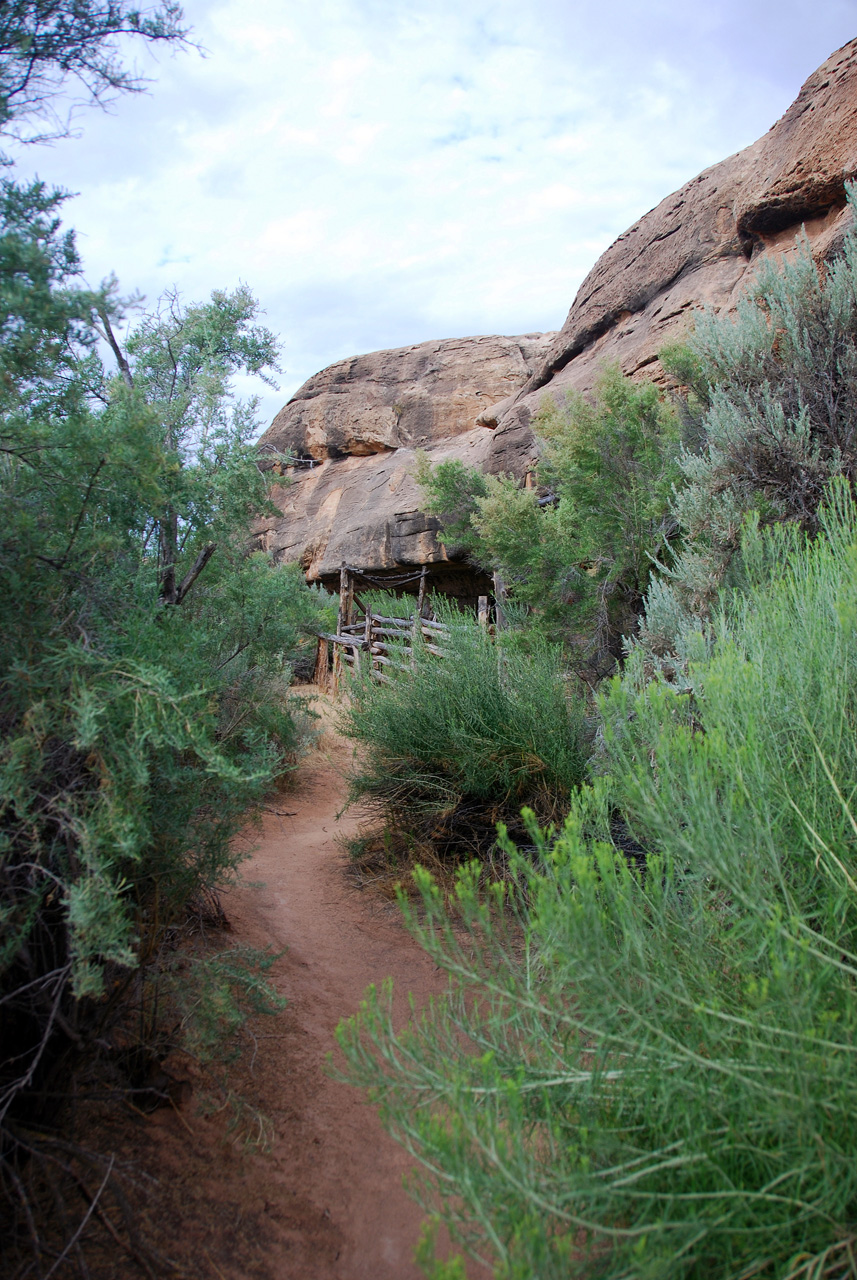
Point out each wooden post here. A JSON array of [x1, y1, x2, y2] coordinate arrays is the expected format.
[[492, 571, 507, 630], [338, 562, 354, 630], [313, 636, 329, 690], [416, 564, 428, 618], [411, 595, 421, 664], [362, 606, 373, 675], [333, 562, 352, 689], [477, 595, 489, 628]]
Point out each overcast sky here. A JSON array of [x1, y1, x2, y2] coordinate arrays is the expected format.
[[9, 0, 857, 427]]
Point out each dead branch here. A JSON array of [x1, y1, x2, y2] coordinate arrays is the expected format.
[[174, 542, 216, 605]]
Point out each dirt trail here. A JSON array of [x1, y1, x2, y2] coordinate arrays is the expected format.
[[12, 687, 489, 1280], [216, 690, 450, 1279], [121, 689, 477, 1280]]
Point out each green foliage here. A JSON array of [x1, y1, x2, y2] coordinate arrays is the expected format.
[[0, 20, 308, 1271], [337, 483, 857, 1279], [638, 186, 857, 679], [415, 1220, 468, 1280], [417, 366, 680, 671], [0, 178, 94, 408], [341, 607, 589, 859], [0, 182, 321, 1147], [414, 451, 489, 557], [170, 945, 286, 1066], [359, 586, 418, 619], [535, 365, 680, 583], [0, 0, 190, 145]]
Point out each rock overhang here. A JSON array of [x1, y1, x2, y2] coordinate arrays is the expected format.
[[257, 38, 857, 586]]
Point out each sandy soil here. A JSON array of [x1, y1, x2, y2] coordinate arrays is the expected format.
[[99, 689, 480, 1280], [213, 691, 450, 1279]]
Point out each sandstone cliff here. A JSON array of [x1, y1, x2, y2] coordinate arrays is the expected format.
[[257, 38, 857, 590], [257, 334, 552, 588]]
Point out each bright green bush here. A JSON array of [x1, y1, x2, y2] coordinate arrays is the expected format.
[[337, 482, 857, 1279], [416, 366, 680, 671], [360, 587, 416, 619], [341, 608, 589, 858]]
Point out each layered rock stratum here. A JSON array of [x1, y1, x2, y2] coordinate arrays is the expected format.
[[257, 39, 857, 589]]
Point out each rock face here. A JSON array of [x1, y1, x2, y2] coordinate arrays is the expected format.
[[258, 39, 857, 589], [264, 334, 551, 462], [485, 38, 857, 467], [259, 427, 497, 591], [257, 334, 553, 589]]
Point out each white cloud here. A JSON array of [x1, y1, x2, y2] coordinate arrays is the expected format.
[[8, 0, 857, 427]]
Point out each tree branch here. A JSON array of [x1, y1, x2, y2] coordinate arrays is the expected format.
[[92, 308, 132, 387], [58, 457, 106, 569], [173, 541, 216, 605]]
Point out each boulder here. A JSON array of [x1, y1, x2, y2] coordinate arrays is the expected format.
[[260, 426, 495, 585], [256, 334, 552, 586], [262, 333, 552, 461]]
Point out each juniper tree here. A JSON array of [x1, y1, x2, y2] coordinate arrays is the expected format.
[[416, 366, 680, 673], [0, 184, 320, 1268]]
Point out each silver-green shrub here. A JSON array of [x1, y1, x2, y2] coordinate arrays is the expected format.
[[337, 482, 857, 1279], [638, 187, 857, 682]]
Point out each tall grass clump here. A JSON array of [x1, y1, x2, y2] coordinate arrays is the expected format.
[[336, 481, 857, 1279], [341, 610, 589, 861]]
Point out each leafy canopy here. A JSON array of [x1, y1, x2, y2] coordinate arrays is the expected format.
[[0, 182, 319, 1154], [0, 0, 189, 144]]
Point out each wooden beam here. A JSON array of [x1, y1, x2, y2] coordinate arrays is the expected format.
[[416, 564, 428, 617], [363, 605, 373, 675], [372, 625, 416, 638], [478, 595, 489, 628], [313, 636, 329, 690], [370, 612, 416, 628]]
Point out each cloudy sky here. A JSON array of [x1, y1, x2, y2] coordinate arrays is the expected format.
[[9, 0, 857, 426]]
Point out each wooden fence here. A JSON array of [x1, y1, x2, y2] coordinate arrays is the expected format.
[[313, 563, 459, 689]]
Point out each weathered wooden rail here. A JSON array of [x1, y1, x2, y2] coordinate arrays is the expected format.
[[313, 563, 458, 690]]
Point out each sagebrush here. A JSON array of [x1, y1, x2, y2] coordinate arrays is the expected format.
[[341, 608, 590, 863], [337, 484, 857, 1279]]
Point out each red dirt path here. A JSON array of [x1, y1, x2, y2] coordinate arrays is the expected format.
[[118, 690, 483, 1280], [216, 691, 449, 1278]]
